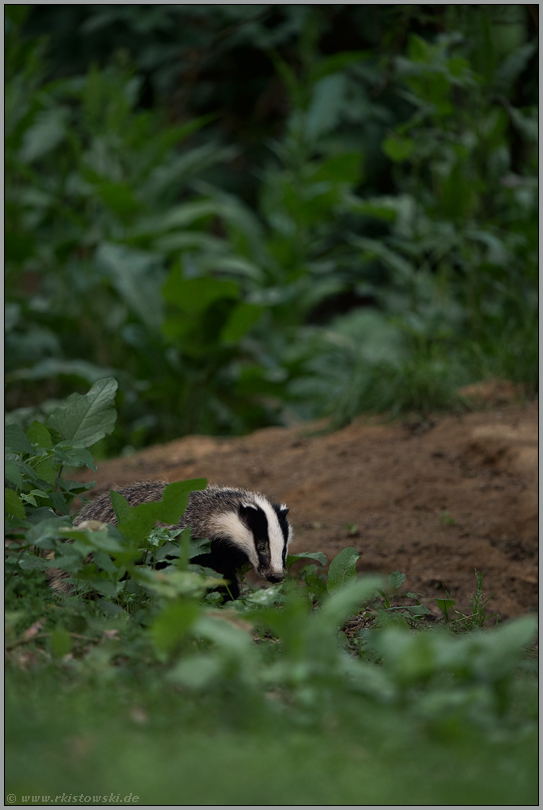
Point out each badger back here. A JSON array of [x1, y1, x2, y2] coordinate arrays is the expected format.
[[73, 482, 292, 583]]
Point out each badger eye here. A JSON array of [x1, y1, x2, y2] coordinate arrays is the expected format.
[[257, 543, 266, 553]]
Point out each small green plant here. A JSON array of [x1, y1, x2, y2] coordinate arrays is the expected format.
[[439, 510, 456, 526], [434, 571, 500, 630]]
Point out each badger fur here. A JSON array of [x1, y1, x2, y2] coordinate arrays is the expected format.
[[59, 481, 292, 600]]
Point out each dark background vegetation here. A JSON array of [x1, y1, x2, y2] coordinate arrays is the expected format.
[[4, 7, 539, 805], [6, 4, 538, 454]]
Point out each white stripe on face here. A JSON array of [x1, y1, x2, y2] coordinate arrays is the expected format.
[[253, 495, 287, 575], [208, 512, 260, 569]]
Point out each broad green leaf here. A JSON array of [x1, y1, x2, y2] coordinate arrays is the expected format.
[[306, 74, 346, 140], [53, 444, 97, 471], [5, 423, 34, 455], [382, 136, 414, 163], [388, 571, 407, 590], [27, 517, 71, 547], [95, 244, 164, 331], [160, 200, 217, 231], [311, 152, 361, 185], [151, 599, 201, 653], [435, 598, 456, 612], [287, 551, 328, 569], [27, 421, 53, 450], [5, 488, 26, 519], [92, 550, 118, 575], [49, 490, 70, 516], [58, 525, 125, 553], [20, 107, 67, 163], [220, 303, 261, 343], [193, 615, 253, 656], [46, 377, 118, 448], [408, 33, 432, 64], [4, 460, 23, 488], [96, 182, 141, 218], [18, 553, 49, 571], [110, 490, 132, 525], [319, 576, 383, 629], [50, 627, 73, 658], [310, 50, 369, 82], [167, 653, 222, 688], [163, 270, 239, 314], [327, 546, 361, 594], [34, 457, 56, 486], [117, 479, 207, 545]]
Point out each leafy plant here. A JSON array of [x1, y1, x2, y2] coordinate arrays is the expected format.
[[4, 381, 538, 803], [435, 571, 500, 630]]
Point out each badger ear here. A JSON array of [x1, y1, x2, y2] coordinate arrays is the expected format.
[[279, 506, 289, 517], [239, 501, 258, 512]]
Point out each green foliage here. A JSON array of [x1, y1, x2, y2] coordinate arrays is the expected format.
[[435, 571, 500, 630], [5, 379, 119, 525], [4, 384, 538, 803], [5, 6, 537, 450]]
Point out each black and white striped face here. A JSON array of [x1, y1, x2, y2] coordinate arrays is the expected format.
[[238, 497, 291, 582], [207, 493, 292, 582]]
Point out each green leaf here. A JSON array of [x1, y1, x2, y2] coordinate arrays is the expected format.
[[117, 479, 207, 545], [286, 551, 328, 569], [5, 488, 26, 519], [26, 516, 71, 548], [50, 627, 73, 658], [34, 457, 56, 486], [382, 136, 414, 163], [18, 553, 49, 571], [311, 152, 361, 185], [163, 271, 239, 315], [388, 571, 407, 591], [435, 598, 456, 612], [306, 74, 346, 140], [4, 460, 23, 489], [20, 107, 67, 163], [220, 303, 262, 343], [150, 599, 201, 654], [310, 50, 369, 82], [26, 421, 53, 450], [46, 378, 118, 448], [167, 653, 222, 689], [95, 244, 164, 331], [327, 547, 360, 594], [58, 525, 125, 554], [53, 444, 97, 470], [96, 182, 141, 219], [5, 423, 34, 455], [91, 550, 118, 575], [159, 200, 217, 231], [319, 576, 383, 629], [110, 491, 132, 525]]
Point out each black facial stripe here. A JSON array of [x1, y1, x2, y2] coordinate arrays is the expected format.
[[239, 503, 270, 562], [272, 503, 290, 567]]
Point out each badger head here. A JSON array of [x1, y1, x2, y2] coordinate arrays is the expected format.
[[238, 499, 291, 583], [209, 495, 292, 583]]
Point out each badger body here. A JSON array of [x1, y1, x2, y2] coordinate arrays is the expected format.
[[72, 481, 292, 600]]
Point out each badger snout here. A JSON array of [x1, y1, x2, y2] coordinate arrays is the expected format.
[[261, 570, 285, 583]]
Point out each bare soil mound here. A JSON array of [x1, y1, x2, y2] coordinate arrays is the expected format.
[[77, 400, 538, 619]]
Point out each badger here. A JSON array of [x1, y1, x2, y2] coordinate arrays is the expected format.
[[56, 481, 292, 601]]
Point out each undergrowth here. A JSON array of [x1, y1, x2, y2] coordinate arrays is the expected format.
[[5, 381, 538, 805]]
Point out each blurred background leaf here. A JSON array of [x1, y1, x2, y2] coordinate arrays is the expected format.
[[5, 4, 537, 453]]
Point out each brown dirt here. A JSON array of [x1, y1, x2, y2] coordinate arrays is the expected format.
[[77, 399, 538, 620]]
